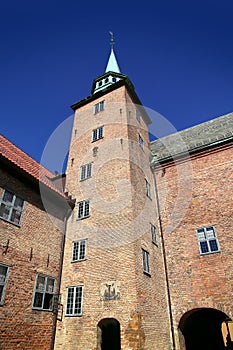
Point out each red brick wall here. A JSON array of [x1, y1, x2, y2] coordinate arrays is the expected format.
[[55, 86, 171, 349], [0, 167, 64, 349], [154, 142, 233, 348]]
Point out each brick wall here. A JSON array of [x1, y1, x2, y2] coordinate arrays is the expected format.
[[0, 167, 64, 349], [154, 142, 233, 349], [55, 85, 171, 349]]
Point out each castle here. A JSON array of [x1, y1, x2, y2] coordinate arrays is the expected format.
[[0, 40, 232, 350]]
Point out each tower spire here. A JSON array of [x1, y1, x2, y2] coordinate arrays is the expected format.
[[92, 32, 125, 94], [105, 32, 121, 73]]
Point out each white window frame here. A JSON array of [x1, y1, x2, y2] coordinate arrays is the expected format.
[[80, 163, 92, 181], [150, 223, 157, 245], [32, 274, 56, 311], [92, 126, 104, 142], [77, 200, 90, 220], [142, 249, 150, 275], [145, 179, 152, 199], [0, 263, 10, 305], [65, 285, 84, 316], [94, 100, 105, 114], [139, 134, 144, 149], [0, 189, 25, 226], [72, 240, 87, 262], [196, 226, 220, 255]]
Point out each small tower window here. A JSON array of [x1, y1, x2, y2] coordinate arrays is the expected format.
[[94, 101, 105, 114], [80, 163, 92, 181], [104, 78, 109, 83], [72, 240, 87, 262], [112, 77, 116, 82], [92, 126, 104, 142], [65, 286, 83, 316], [77, 200, 90, 220]]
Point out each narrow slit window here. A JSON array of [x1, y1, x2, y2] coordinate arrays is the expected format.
[[139, 134, 144, 149], [0, 263, 10, 305], [151, 224, 157, 244], [145, 179, 152, 199], [142, 249, 150, 275]]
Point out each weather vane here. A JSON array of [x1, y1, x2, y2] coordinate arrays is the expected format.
[[109, 31, 115, 49]]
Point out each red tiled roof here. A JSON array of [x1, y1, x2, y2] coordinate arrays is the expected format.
[[0, 133, 70, 200]]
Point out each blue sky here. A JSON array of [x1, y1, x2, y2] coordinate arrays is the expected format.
[[1, 0, 233, 168]]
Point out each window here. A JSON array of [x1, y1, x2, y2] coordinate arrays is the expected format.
[[66, 286, 83, 316], [32, 274, 56, 311], [92, 126, 104, 142], [151, 224, 157, 244], [196, 226, 220, 255], [145, 179, 152, 199], [142, 249, 150, 275], [72, 240, 87, 262], [77, 200, 90, 220], [139, 134, 144, 149], [94, 101, 104, 114], [80, 163, 92, 181], [136, 109, 141, 123], [0, 190, 25, 226], [0, 263, 10, 305]]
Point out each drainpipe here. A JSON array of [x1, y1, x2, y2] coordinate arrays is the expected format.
[[151, 164, 176, 350], [50, 211, 70, 350]]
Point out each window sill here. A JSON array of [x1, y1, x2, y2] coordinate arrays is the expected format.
[[0, 216, 21, 227], [143, 271, 151, 277], [32, 307, 53, 312], [200, 250, 220, 256], [65, 314, 82, 317], [71, 258, 87, 263], [76, 216, 90, 221]]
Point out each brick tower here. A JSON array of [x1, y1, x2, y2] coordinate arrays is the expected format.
[[55, 36, 171, 350]]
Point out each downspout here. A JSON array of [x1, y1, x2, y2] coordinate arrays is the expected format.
[[151, 164, 176, 350], [50, 209, 71, 350]]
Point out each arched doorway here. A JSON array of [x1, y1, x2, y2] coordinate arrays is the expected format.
[[179, 308, 232, 350], [97, 318, 121, 350]]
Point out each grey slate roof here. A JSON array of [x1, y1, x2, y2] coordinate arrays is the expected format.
[[150, 112, 233, 163]]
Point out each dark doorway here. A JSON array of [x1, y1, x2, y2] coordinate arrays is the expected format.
[[97, 318, 121, 350], [179, 308, 231, 350]]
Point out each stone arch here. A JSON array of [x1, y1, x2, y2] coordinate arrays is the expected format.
[[178, 308, 232, 350], [97, 318, 121, 350]]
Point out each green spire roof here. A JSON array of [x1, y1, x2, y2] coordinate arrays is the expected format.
[[105, 47, 121, 73]]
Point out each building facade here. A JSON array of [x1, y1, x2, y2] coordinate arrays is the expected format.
[[0, 134, 74, 349]]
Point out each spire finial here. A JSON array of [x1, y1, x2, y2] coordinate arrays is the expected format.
[[109, 31, 114, 49]]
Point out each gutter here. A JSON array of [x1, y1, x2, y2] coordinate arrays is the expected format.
[[151, 165, 176, 350]]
